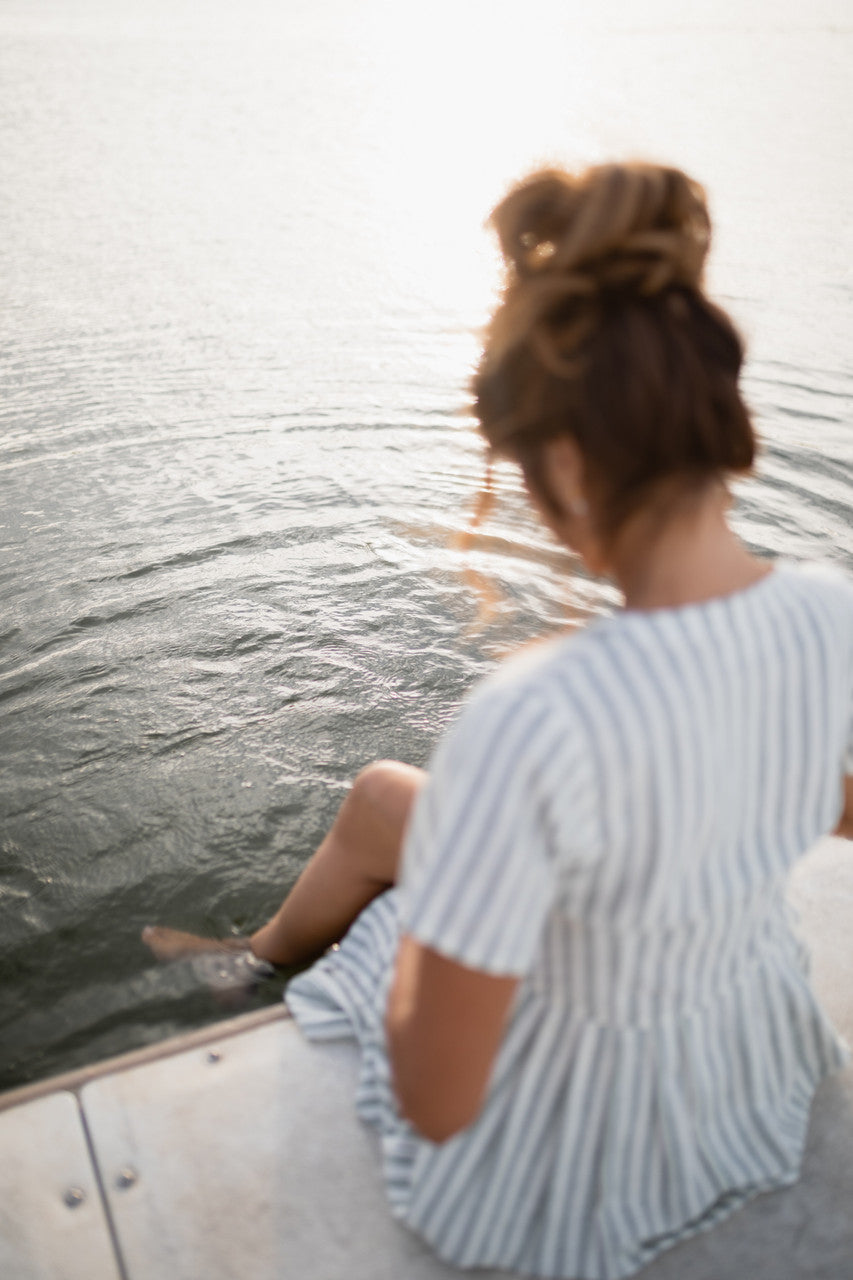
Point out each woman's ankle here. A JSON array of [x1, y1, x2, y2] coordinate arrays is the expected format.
[[249, 920, 294, 966]]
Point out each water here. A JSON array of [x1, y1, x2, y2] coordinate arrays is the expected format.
[[1, 0, 851, 1091]]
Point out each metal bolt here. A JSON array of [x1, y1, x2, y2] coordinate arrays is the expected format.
[[115, 1167, 138, 1190], [64, 1187, 86, 1208], [207, 1050, 222, 1064]]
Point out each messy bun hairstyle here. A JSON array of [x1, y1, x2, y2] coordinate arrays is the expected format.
[[473, 163, 755, 540]]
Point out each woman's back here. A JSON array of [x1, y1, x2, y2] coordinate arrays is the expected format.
[[543, 561, 852, 933]]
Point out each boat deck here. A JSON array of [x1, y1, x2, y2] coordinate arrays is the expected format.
[[2, 837, 852, 1280]]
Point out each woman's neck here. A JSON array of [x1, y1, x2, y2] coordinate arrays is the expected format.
[[608, 484, 770, 613]]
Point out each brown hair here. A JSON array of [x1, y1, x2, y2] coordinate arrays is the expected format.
[[472, 162, 755, 541]]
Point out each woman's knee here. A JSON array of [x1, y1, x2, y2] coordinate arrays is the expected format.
[[347, 760, 425, 835]]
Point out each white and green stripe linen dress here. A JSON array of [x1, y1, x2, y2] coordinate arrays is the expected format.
[[286, 561, 852, 1279]]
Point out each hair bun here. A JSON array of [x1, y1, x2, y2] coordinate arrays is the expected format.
[[492, 163, 711, 298]]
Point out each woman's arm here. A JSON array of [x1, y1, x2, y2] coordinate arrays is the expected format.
[[385, 934, 519, 1143], [835, 775, 853, 839]]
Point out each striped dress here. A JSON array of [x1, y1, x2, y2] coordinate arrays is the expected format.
[[285, 560, 853, 1280]]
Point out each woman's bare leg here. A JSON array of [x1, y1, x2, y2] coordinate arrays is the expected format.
[[143, 760, 425, 967]]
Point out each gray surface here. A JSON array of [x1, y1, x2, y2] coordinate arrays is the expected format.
[[80, 1024, 460, 1280], [0, 1090, 120, 1280]]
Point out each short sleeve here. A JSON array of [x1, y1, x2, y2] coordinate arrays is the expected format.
[[398, 684, 559, 976]]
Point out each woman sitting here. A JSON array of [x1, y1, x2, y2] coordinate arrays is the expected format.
[[145, 160, 853, 1280]]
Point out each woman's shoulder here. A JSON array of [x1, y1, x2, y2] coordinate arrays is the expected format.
[[774, 557, 853, 601], [459, 625, 614, 736], [769, 559, 853, 638], [427, 633, 602, 809], [475, 625, 603, 696]]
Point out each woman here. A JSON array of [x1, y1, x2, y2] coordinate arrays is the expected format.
[[145, 161, 853, 1279]]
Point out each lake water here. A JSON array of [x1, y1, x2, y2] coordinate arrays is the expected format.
[[1, 0, 851, 1090]]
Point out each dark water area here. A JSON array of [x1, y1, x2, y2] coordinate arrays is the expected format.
[[1, 0, 851, 1090]]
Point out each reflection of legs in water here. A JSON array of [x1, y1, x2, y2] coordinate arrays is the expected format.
[[142, 760, 426, 968]]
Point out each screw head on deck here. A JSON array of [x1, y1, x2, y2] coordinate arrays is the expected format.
[[64, 1187, 86, 1208], [207, 1050, 222, 1064], [115, 1167, 138, 1190]]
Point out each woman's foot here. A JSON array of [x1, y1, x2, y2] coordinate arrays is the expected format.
[[141, 925, 252, 962], [142, 925, 276, 1007]]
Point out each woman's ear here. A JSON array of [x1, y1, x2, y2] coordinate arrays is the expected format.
[[540, 437, 588, 519], [533, 437, 610, 574]]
